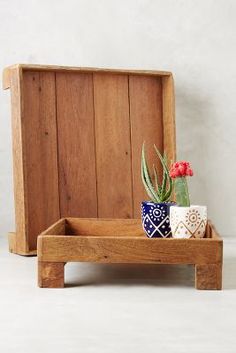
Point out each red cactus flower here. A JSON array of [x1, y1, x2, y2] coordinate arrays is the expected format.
[[170, 161, 193, 178]]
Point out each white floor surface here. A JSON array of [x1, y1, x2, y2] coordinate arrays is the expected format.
[[0, 235, 235, 353]]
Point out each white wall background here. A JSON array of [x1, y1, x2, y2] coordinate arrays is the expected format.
[[0, 0, 235, 237]]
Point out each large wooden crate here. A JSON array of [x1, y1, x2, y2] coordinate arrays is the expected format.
[[3, 64, 175, 255]]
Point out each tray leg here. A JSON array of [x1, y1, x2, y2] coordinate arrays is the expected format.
[[38, 261, 65, 288], [195, 264, 222, 290]]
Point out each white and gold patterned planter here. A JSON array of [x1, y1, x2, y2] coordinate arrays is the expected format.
[[170, 205, 207, 238]]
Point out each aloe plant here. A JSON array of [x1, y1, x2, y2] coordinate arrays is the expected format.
[[141, 143, 173, 203]]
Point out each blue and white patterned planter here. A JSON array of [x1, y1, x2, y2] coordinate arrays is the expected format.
[[141, 201, 176, 238]]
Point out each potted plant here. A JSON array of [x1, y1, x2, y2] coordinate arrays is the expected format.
[[141, 143, 175, 238], [169, 161, 207, 238]]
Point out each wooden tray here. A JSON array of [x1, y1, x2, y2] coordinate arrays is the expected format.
[[37, 218, 223, 290], [3, 64, 175, 255]]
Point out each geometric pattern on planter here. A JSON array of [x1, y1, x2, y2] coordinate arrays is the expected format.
[[141, 202, 174, 238], [170, 205, 207, 239], [173, 220, 207, 239]]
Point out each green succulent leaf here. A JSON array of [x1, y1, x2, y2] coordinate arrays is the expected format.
[[161, 153, 168, 199], [153, 164, 162, 197], [161, 179, 173, 202], [154, 145, 172, 202], [141, 144, 160, 203], [141, 165, 158, 202], [141, 143, 173, 203]]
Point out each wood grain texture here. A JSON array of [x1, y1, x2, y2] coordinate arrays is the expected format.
[[3, 64, 171, 83], [56, 72, 97, 217], [40, 218, 218, 238], [37, 236, 222, 264], [23, 71, 60, 250], [208, 220, 222, 240], [195, 264, 222, 290], [38, 261, 65, 288], [162, 75, 176, 164], [8, 232, 37, 255], [38, 219, 223, 289], [2, 66, 11, 89], [8, 232, 17, 253], [4, 65, 176, 255], [40, 218, 66, 235], [38, 219, 222, 263], [129, 75, 164, 217], [94, 73, 133, 218], [9, 67, 28, 254], [65, 218, 144, 236]]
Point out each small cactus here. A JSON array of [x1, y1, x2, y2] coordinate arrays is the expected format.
[[169, 161, 193, 207], [141, 143, 173, 203]]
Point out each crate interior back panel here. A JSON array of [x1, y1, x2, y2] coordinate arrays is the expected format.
[[3, 64, 176, 255]]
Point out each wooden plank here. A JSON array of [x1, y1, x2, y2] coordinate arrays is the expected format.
[[56, 72, 97, 217], [162, 75, 176, 164], [38, 261, 65, 288], [8, 232, 37, 255], [38, 235, 221, 264], [94, 73, 133, 218], [208, 220, 223, 240], [2, 66, 11, 89], [3, 64, 172, 83], [9, 67, 28, 254], [40, 218, 66, 235], [129, 75, 164, 217], [195, 264, 222, 290], [66, 218, 144, 236], [205, 221, 212, 238], [23, 71, 60, 250], [8, 232, 17, 253]]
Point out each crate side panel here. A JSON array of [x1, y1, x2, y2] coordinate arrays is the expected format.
[[93, 73, 133, 218], [9, 68, 27, 253], [23, 71, 60, 250], [39, 236, 221, 264], [162, 75, 176, 164], [65, 218, 144, 236], [129, 75, 164, 217], [56, 72, 97, 217]]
